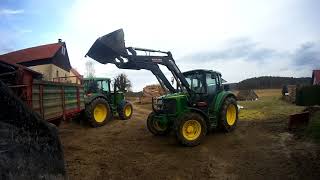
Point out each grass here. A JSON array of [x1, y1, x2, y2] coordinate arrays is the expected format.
[[238, 95, 305, 121], [305, 112, 320, 142]]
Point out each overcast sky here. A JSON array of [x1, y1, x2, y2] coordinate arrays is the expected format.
[[1, 0, 319, 91]]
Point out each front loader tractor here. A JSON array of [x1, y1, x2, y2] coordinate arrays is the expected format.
[[86, 29, 238, 146], [83, 77, 133, 127]]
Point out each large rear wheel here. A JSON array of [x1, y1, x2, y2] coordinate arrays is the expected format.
[[85, 98, 112, 127], [147, 112, 170, 136], [176, 112, 207, 146], [219, 97, 238, 132]]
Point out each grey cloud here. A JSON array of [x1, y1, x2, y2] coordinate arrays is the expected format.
[[182, 38, 280, 62], [181, 38, 320, 72], [292, 42, 320, 69]]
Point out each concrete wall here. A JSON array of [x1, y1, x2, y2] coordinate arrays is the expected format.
[[29, 64, 69, 82]]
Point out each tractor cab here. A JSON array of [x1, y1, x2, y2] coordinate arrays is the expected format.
[[83, 77, 125, 106], [183, 69, 223, 94], [183, 69, 224, 108], [83, 77, 111, 95]]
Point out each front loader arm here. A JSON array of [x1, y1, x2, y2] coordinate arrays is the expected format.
[[86, 29, 192, 95], [114, 55, 176, 93]]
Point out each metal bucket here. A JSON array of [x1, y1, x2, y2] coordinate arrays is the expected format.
[[86, 29, 128, 64]]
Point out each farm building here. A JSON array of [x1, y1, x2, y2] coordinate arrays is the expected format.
[[312, 70, 320, 85], [0, 39, 72, 82]]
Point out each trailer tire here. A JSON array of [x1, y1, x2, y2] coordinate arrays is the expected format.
[[118, 100, 133, 120], [86, 98, 112, 127]]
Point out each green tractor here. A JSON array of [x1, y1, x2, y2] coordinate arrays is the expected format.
[[86, 29, 238, 146], [83, 77, 133, 127]]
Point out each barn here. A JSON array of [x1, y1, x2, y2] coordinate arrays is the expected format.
[[0, 40, 72, 82], [312, 70, 320, 85]]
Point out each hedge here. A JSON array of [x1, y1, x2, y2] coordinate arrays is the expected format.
[[296, 85, 320, 106]]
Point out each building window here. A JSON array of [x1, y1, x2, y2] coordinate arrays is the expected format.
[[56, 70, 59, 77], [61, 47, 66, 55]]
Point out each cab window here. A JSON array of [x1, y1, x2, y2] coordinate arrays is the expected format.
[[102, 80, 109, 92], [185, 74, 205, 93], [206, 73, 217, 95]]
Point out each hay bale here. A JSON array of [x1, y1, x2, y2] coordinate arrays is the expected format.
[[237, 89, 259, 101], [139, 84, 165, 104], [0, 80, 66, 179]]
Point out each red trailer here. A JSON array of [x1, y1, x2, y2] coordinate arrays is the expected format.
[[0, 60, 84, 126]]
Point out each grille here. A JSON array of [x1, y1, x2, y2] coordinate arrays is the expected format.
[[163, 99, 176, 114]]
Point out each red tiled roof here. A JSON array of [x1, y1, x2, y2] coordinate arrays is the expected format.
[[313, 70, 320, 85], [0, 43, 63, 64], [0, 60, 42, 78]]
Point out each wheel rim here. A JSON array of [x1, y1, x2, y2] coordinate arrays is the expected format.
[[226, 104, 236, 126], [124, 105, 132, 117], [182, 120, 201, 141], [152, 118, 167, 131], [94, 104, 107, 122]]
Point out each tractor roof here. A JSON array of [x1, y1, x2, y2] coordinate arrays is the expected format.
[[183, 69, 221, 75], [83, 77, 111, 81]]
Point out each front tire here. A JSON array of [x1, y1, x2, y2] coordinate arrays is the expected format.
[[147, 112, 170, 136], [118, 100, 133, 120], [85, 98, 112, 127], [176, 112, 207, 147], [219, 97, 238, 132]]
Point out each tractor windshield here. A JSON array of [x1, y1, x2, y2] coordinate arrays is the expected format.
[[185, 73, 205, 94], [84, 79, 110, 93]]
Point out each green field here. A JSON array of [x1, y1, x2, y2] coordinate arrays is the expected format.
[[238, 89, 320, 142], [238, 96, 305, 121]]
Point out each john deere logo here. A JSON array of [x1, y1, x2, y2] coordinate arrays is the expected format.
[[152, 58, 162, 63]]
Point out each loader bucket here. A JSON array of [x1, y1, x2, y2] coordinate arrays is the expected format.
[[86, 29, 128, 64]]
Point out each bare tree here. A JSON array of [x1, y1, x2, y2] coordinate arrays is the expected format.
[[85, 60, 95, 78], [114, 73, 132, 92]]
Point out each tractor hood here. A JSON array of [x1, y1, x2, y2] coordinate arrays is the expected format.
[[158, 92, 188, 100], [86, 29, 128, 64]]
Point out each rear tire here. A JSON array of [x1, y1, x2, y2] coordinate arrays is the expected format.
[[176, 112, 207, 147], [219, 97, 238, 132], [85, 98, 112, 127], [147, 112, 170, 136], [118, 100, 133, 120]]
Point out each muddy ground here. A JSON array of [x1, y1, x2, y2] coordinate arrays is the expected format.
[[60, 96, 320, 180]]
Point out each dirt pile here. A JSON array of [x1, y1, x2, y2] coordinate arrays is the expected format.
[[237, 89, 258, 101], [139, 84, 164, 104], [0, 80, 66, 180]]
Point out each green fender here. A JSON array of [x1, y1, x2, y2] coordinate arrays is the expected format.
[[214, 91, 237, 113], [209, 91, 237, 128], [84, 92, 108, 105]]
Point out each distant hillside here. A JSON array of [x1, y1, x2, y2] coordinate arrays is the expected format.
[[237, 76, 312, 90]]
